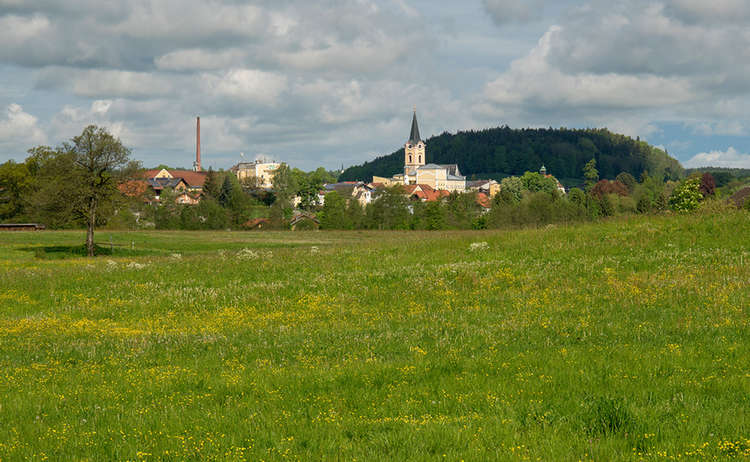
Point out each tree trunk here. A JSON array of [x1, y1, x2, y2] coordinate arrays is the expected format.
[[86, 200, 96, 257]]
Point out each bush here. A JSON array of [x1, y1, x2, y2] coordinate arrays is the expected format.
[[669, 177, 703, 212]]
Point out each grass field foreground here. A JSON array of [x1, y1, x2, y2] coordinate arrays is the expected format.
[[0, 212, 748, 460]]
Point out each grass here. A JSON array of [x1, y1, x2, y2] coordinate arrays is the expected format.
[[0, 212, 748, 460]]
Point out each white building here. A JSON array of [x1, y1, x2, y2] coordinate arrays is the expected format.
[[230, 160, 280, 188]]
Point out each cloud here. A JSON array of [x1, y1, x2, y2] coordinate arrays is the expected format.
[[482, 0, 545, 25], [478, 0, 750, 141], [0, 103, 47, 153], [3, 0, 750, 170], [203, 69, 289, 107], [685, 147, 750, 168]]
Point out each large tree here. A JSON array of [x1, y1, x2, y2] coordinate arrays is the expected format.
[[31, 126, 136, 256], [71, 126, 136, 255]]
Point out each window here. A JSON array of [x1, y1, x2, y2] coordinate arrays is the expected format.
[[409, 155, 412, 163], [419, 155, 422, 163]]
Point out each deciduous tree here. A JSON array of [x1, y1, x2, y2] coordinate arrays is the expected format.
[[30, 126, 137, 256]]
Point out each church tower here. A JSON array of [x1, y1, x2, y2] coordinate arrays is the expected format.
[[404, 109, 425, 182]]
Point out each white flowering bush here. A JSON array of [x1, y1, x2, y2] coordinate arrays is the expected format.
[[469, 242, 489, 252], [236, 248, 260, 260]]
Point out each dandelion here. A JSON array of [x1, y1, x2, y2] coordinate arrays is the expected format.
[[170, 253, 182, 260], [126, 262, 146, 269], [310, 246, 320, 255]]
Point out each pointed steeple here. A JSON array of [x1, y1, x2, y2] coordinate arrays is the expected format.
[[408, 109, 421, 144]]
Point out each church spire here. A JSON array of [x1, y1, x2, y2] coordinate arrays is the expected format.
[[408, 108, 421, 144]]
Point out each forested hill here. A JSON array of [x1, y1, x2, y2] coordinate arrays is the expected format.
[[340, 127, 684, 186]]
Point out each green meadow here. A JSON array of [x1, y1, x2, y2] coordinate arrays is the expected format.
[[0, 212, 748, 460]]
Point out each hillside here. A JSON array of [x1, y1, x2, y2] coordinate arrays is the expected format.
[[341, 127, 684, 186]]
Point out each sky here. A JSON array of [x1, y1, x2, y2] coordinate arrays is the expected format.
[[1, 0, 750, 171]]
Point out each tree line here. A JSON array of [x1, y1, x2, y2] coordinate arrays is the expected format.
[[321, 160, 744, 231]]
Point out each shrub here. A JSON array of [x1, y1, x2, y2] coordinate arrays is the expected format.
[[669, 177, 703, 212]]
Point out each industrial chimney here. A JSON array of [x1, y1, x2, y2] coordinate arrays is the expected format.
[[194, 116, 202, 172]]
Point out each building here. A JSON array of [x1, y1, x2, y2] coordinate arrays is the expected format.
[[374, 110, 467, 192], [230, 160, 280, 188], [319, 181, 377, 207], [468, 179, 500, 197]]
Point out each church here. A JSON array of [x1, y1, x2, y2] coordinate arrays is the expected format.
[[373, 111, 467, 192]]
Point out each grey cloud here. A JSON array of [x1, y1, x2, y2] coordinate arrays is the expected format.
[[664, 0, 750, 24], [482, 0, 545, 24], [546, 1, 750, 87]]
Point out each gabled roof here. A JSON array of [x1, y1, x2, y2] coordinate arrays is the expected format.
[[419, 163, 443, 170], [148, 177, 186, 190], [408, 111, 421, 144], [169, 170, 207, 187], [143, 169, 207, 188]]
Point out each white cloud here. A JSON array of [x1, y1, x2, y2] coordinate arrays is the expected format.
[[0, 103, 47, 152], [685, 147, 750, 168], [203, 69, 288, 106]]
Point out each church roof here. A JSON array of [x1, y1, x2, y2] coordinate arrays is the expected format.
[[408, 111, 421, 144]]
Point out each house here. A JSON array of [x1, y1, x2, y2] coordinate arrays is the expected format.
[[320, 181, 377, 206], [468, 179, 500, 197], [141, 168, 208, 202]]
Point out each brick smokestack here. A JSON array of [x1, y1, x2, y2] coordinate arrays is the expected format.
[[195, 116, 202, 172]]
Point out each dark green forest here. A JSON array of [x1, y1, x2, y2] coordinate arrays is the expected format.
[[340, 127, 685, 186]]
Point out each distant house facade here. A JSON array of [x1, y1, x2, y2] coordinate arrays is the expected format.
[[468, 179, 500, 197], [120, 169, 207, 204], [230, 161, 280, 188]]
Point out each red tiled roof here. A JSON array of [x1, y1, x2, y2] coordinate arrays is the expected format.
[[168, 170, 207, 187], [476, 192, 491, 208], [143, 169, 208, 187], [424, 189, 450, 202]]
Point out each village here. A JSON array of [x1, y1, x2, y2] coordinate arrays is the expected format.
[[134, 112, 566, 221]]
